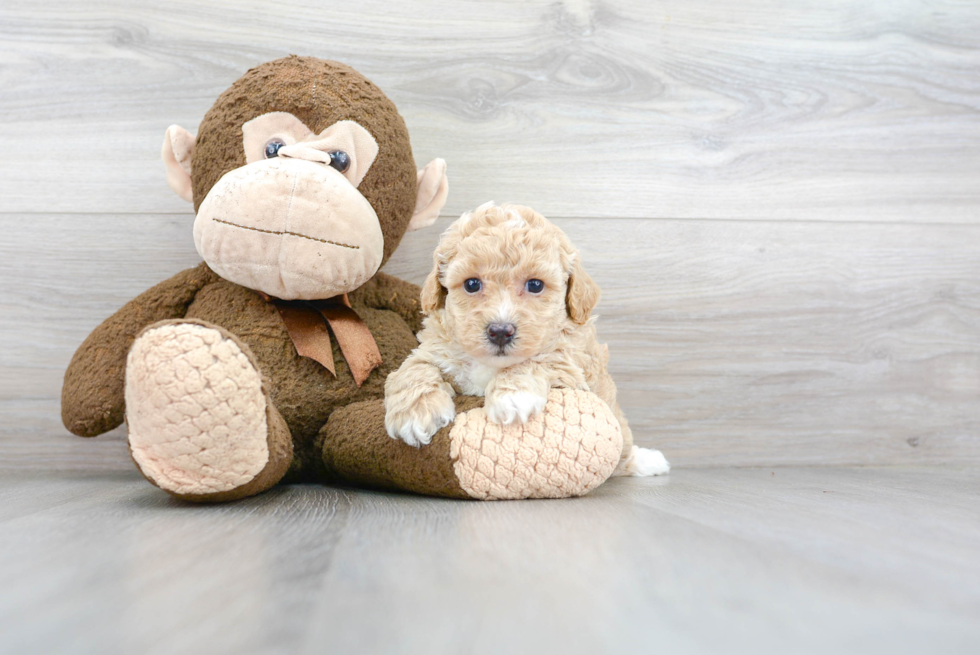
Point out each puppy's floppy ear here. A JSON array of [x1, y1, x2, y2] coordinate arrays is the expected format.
[[420, 252, 446, 313], [566, 258, 601, 324]]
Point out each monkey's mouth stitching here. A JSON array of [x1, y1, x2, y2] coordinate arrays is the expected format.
[[212, 218, 359, 250]]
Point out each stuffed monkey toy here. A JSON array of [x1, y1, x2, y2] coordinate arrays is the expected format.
[[61, 56, 623, 502]]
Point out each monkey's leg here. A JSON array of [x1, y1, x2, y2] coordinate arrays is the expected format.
[[125, 319, 293, 503], [319, 389, 623, 500]]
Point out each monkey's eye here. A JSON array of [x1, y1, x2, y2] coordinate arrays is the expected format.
[[525, 279, 545, 294], [463, 278, 482, 294], [264, 138, 286, 159], [329, 151, 351, 173]]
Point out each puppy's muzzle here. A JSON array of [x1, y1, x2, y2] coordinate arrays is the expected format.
[[487, 322, 516, 347]]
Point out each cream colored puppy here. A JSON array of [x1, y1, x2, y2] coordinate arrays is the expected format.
[[384, 202, 669, 476]]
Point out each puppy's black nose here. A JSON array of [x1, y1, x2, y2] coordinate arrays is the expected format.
[[487, 322, 516, 347]]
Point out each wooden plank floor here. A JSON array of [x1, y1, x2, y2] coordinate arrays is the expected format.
[[3, 1, 979, 222], [5, 214, 978, 469], [2, 0, 979, 468], [1, 3, 978, 652], [0, 466, 977, 655]]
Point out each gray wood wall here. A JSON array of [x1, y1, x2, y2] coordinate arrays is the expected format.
[[2, 0, 978, 470]]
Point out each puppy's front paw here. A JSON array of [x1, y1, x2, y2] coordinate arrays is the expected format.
[[385, 389, 456, 447], [485, 391, 547, 425]]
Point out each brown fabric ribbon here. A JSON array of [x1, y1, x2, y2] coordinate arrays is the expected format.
[[271, 294, 382, 387]]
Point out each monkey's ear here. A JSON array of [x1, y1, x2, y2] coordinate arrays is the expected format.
[[408, 159, 449, 232], [162, 125, 196, 203], [566, 258, 601, 325]]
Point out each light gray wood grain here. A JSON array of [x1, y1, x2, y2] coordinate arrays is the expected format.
[[0, 467, 977, 655], [2, 4, 977, 653], [2, 213, 978, 469], [0, 0, 978, 221], [392, 216, 980, 466], [2, 2, 978, 469]]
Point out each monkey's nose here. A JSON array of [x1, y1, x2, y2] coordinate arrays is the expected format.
[[487, 323, 516, 347], [277, 143, 333, 165]]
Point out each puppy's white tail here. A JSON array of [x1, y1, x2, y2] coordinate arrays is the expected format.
[[613, 446, 670, 477]]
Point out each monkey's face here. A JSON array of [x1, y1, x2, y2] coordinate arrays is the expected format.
[[161, 56, 449, 301], [192, 112, 383, 300]]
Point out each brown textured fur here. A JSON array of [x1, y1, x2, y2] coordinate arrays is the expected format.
[[60, 57, 644, 501], [192, 56, 418, 265], [61, 57, 438, 499], [62, 263, 221, 437]]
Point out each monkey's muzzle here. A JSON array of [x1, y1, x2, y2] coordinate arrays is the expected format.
[[193, 158, 384, 300]]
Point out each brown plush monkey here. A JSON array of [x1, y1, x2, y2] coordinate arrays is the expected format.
[[62, 56, 623, 502]]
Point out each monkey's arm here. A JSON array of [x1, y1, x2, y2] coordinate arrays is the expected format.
[[61, 262, 219, 437], [350, 271, 424, 334]]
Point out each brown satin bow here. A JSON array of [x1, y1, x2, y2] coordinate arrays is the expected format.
[[265, 293, 382, 387]]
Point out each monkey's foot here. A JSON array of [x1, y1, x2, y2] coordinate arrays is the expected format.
[[322, 389, 623, 500], [125, 320, 292, 502], [449, 389, 623, 499]]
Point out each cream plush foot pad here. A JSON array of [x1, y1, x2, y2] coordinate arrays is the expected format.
[[449, 388, 624, 500], [125, 322, 270, 495]]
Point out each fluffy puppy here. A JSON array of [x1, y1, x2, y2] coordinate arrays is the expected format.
[[384, 202, 669, 476]]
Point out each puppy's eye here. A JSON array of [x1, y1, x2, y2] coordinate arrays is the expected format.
[[525, 279, 545, 294], [463, 278, 482, 294], [329, 151, 350, 173], [264, 138, 286, 159]]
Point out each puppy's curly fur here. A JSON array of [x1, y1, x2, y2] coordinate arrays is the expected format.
[[384, 203, 668, 476]]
